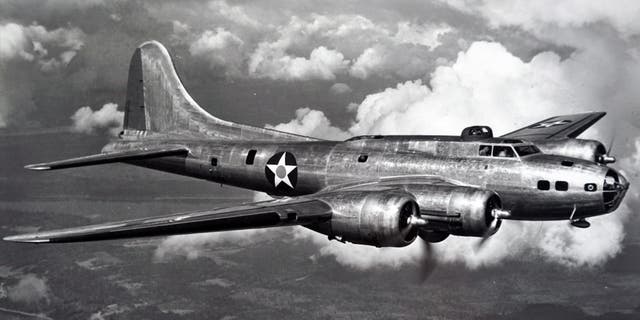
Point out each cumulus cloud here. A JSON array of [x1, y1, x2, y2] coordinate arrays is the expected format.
[[180, 12, 455, 80], [348, 41, 609, 136], [0, 22, 84, 71], [329, 82, 352, 95], [189, 28, 245, 76], [70, 103, 123, 136], [7, 274, 50, 304], [208, 0, 260, 28], [348, 22, 453, 79], [249, 45, 349, 81], [266, 107, 349, 140], [394, 22, 452, 49], [0, 22, 85, 128]]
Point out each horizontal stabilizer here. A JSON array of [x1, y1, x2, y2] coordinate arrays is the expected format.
[[25, 147, 189, 171]]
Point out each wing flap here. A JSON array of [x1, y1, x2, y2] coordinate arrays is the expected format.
[[24, 146, 189, 171], [3, 199, 332, 243], [500, 112, 606, 140]]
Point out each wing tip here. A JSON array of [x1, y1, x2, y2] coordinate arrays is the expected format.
[[24, 164, 51, 171], [3, 234, 50, 243]]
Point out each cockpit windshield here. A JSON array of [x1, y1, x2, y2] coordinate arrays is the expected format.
[[514, 145, 540, 157]]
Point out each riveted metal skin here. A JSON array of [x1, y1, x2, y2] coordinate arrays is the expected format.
[[103, 134, 626, 223]]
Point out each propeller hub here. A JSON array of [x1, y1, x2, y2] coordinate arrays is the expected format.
[[599, 154, 616, 164], [491, 208, 511, 220], [407, 215, 428, 226]]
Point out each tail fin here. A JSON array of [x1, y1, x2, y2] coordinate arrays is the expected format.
[[123, 41, 312, 141]]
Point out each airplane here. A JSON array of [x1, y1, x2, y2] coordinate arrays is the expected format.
[[3, 41, 629, 253]]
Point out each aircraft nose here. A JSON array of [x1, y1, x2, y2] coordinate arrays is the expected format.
[[603, 168, 629, 213]]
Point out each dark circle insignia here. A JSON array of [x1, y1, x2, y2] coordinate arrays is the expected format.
[[265, 152, 298, 190]]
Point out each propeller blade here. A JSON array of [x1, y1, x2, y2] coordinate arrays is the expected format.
[[474, 208, 508, 252], [607, 133, 616, 156], [474, 218, 498, 251], [417, 238, 437, 283]]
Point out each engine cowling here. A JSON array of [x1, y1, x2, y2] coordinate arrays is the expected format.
[[409, 186, 503, 237], [535, 138, 609, 163], [313, 190, 420, 247]]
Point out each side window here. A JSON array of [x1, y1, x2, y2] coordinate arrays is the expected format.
[[537, 180, 550, 190], [478, 145, 492, 156], [555, 181, 569, 191], [357, 154, 368, 163], [210, 157, 218, 166], [584, 183, 597, 192], [493, 146, 516, 158], [245, 149, 257, 165]]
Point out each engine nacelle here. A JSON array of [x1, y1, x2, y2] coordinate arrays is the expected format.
[[410, 186, 503, 237], [535, 138, 609, 163], [312, 190, 420, 247]]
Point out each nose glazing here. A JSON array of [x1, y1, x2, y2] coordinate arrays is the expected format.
[[603, 169, 629, 212]]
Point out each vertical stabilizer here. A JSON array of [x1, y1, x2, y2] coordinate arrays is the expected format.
[[122, 41, 313, 141]]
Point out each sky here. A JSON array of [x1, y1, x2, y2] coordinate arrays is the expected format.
[[1, 0, 640, 319]]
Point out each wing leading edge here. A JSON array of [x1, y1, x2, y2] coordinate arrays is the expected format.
[[24, 146, 189, 171], [500, 112, 606, 140], [3, 198, 332, 243]]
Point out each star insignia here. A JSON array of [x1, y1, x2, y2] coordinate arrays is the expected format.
[[265, 152, 298, 189], [530, 119, 572, 129]]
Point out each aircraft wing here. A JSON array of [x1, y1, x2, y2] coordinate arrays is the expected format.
[[3, 198, 332, 243], [24, 146, 189, 171], [500, 112, 606, 140]]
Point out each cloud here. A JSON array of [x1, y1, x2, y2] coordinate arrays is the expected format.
[[70, 103, 123, 136], [266, 107, 349, 140], [208, 0, 260, 28], [440, 0, 640, 37], [329, 82, 352, 95], [88, 304, 129, 320], [7, 274, 50, 304], [394, 22, 452, 49], [154, 229, 274, 262], [0, 21, 85, 128], [348, 42, 589, 136], [249, 45, 349, 81], [0, 23, 34, 61], [175, 11, 456, 80], [189, 28, 245, 76], [348, 22, 453, 79], [0, 22, 84, 71]]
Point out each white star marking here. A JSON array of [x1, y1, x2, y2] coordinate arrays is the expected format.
[[532, 120, 571, 128], [266, 152, 297, 188]]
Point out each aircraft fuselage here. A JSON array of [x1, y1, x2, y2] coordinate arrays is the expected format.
[[106, 135, 628, 221]]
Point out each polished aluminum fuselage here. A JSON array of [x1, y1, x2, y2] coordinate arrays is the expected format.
[[104, 135, 627, 221]]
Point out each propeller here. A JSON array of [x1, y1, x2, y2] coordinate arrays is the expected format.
[[475, 206, 510, 252], [407, 216, 438, 283], [599, 131, 617, 163]]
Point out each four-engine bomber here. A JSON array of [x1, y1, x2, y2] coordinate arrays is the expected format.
[[4, 41, 629, 250]]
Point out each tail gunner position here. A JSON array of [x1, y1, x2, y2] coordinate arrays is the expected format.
[[4, 41, 629, 250]]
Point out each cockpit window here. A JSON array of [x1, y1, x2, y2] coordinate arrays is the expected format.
[[492, 146, 516, 158], [478, 145, 492, 156], [514, 145, 540, 157]]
